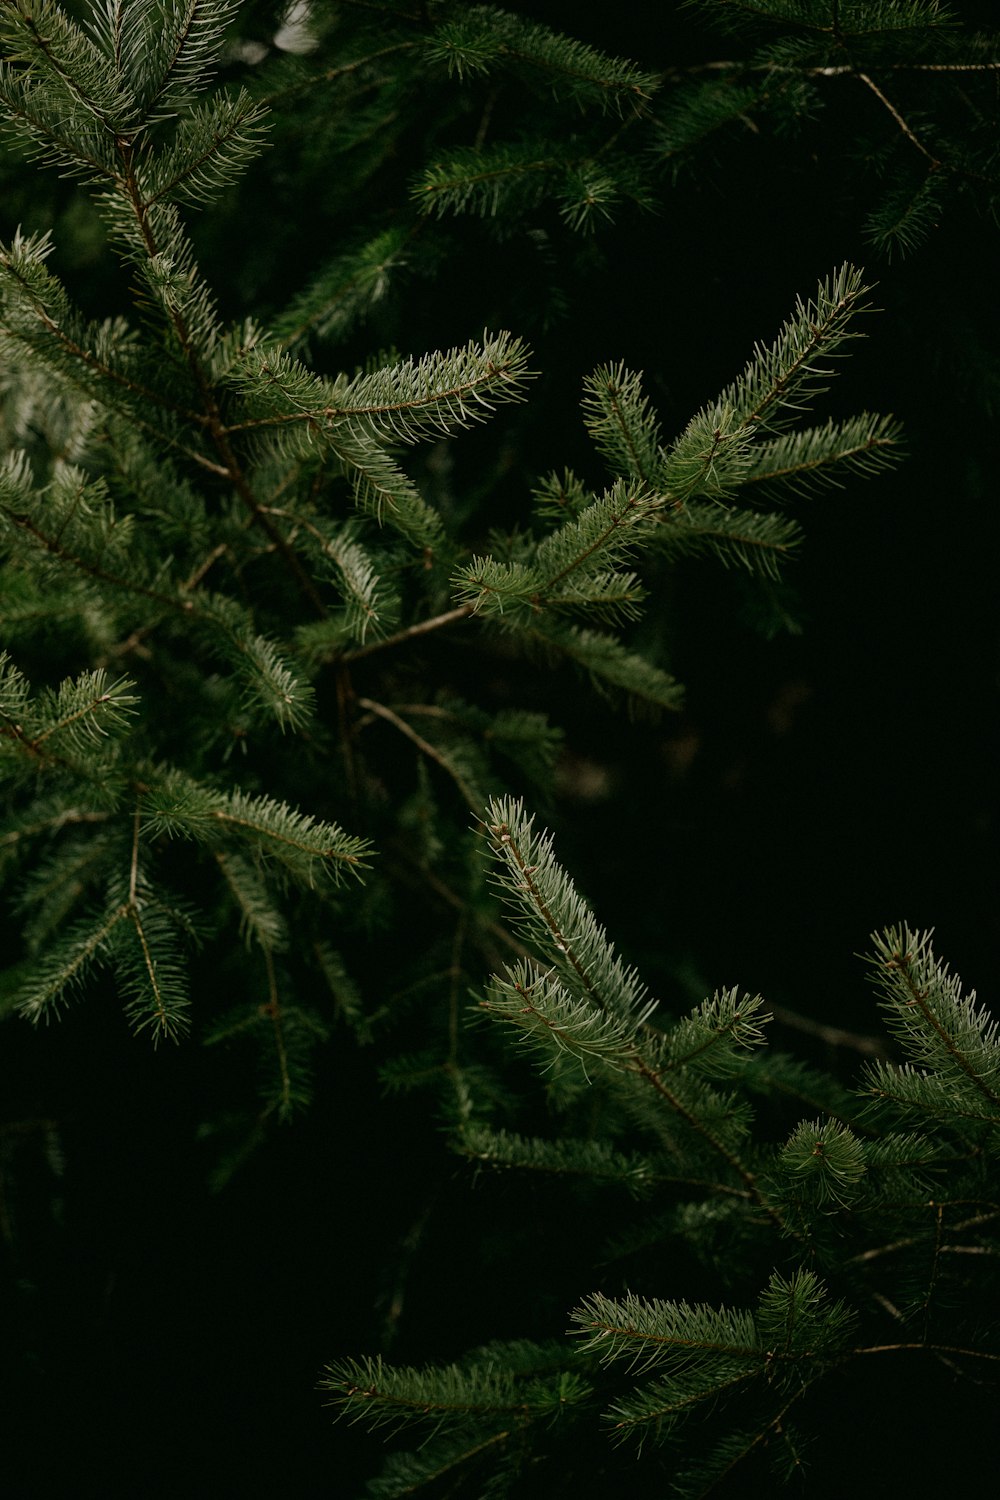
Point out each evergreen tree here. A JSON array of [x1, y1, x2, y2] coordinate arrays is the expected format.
[[0, 4, 995, 1496]]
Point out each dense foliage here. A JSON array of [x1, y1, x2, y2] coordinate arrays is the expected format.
[[0, 3, 996, 1495]]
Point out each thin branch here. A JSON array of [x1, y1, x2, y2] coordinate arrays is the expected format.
[[343, 602, 474, 662], [666, 59, 1000, 79], [357, 696, 480, 810], [769, 1003, 890, 1058], [128, 804, 141, 905], [850, 1209, 1000, 1266], [260, 41, 418, 108], [856, 71, 941, 166], [0, 808, 111, 849], [852, 1342, 1000, 1363], [261, 945, 292, 1116]]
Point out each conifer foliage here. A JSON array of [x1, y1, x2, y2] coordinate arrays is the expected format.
[[0, 2, 901, 1105], [325, 804, 1000, 1496], [0, 3, 995, 1496]]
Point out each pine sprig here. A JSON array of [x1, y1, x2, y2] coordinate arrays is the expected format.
[[111, 886, 193, 1042], [228, 332, 533, 443], [572, 1288, 762, 1378], [456, 1122, 657, 1194], [413, 141, 566, 221], [479, 957, 647, 1075], [142, 771, 372, 887], [581, 364, 666, 484], [105, 0, 242, 121], [0, 0, 135, 132], [656, 501, 802, 578], [213, 849, 288, 953], [0, 54, 120, 183], [739, 412, 904, 497], [454, 480, 660, 625], [273, 228, 410, 351], [482, 795, 655, 1031], [138, 88, 269, 209], [424, 5, 660, 114], [574, 1270, 857, 1446], [659, 266, 873, 515], [14, 902, 125, 1024], [664, 988, 771, 1078], [527, 623, 685, 716], [194, 593, 316, 729], [320, 1354, 582, 1435], [865, 173, 946, 258], [286, 516, 398, 646], [652, 79, 770, 181], [861, 925, 1000, 1137], [716, 263, 872, 431], [15, 826, 117, 949], [0, 653, 138, 778], [363, 1428, 521, 1500], [776, 1118, 869, 1207]]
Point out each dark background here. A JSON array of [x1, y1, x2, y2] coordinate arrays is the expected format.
[[1, 2, 997, 1494]]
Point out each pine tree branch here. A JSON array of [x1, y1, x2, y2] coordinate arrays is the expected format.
[[18, 7, 120, 135], [609, 1371, 759, 1433], [881, 61, 1000, 72], [139, 94, 267, 210], [135, 0, 197, 119], [0, 86, 120, 181], [602, 385, 656, 484], [17, 903, 127, 1024], [126, 903, 172, 1040], [881, 939, 1000, 1110], [632, 1057, 787, 1230], [114, 139, 327, 617], [132, 0, 242, 124], [485, 804, 783, 1225], [208, 806, 367, 873], [0, 246, 206, 423], [2, 505, 190, 610], [222, 358, 528, 435], [491, 813, 604, 1009], [538, 490, 659, 597], [31, 684, 127, 750], [275, 224, 418, 351], [741, 275, 865, 429]]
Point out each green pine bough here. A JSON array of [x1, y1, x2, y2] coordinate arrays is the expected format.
[[0, 3, 903, 1084], [324, 799, 1000, 1497], [0, 2, 994, 1496]]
